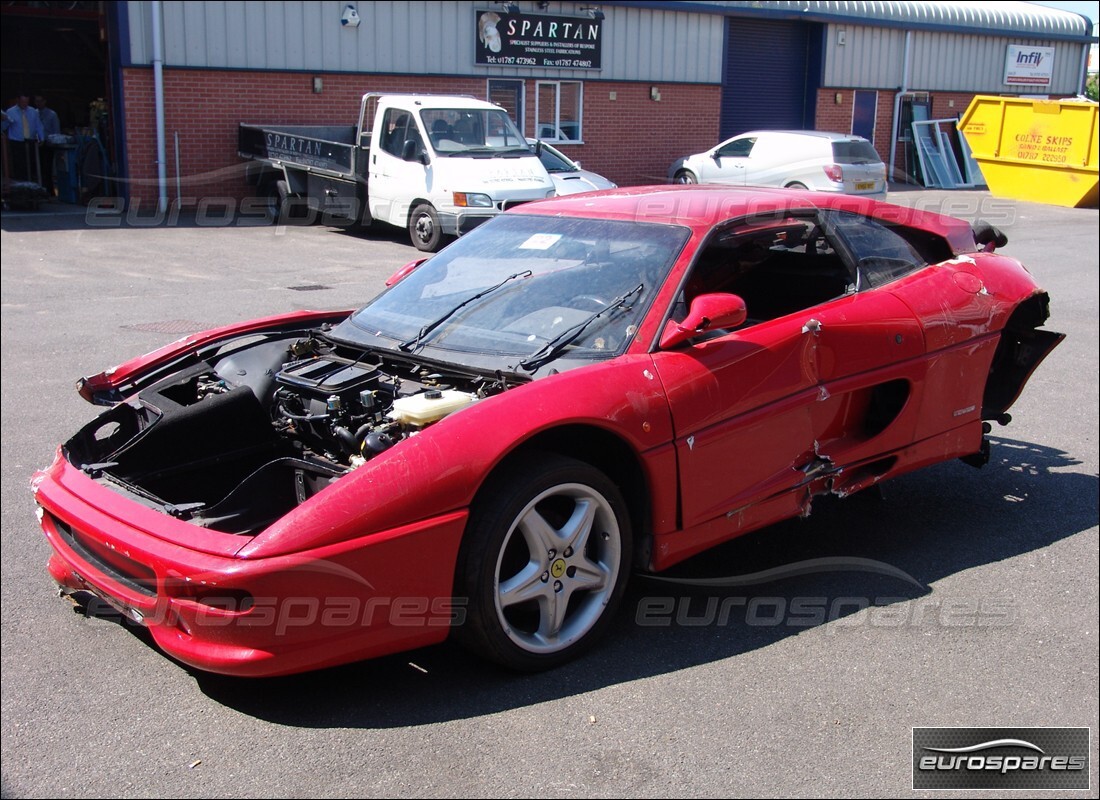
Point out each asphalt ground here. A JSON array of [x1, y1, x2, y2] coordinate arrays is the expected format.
[[1, 188, 1097, 798]]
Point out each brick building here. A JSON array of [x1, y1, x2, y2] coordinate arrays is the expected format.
[[1, 1, 1094, 208]]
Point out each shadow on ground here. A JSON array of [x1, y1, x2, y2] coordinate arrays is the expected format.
[[79, 436, 1095, 727]]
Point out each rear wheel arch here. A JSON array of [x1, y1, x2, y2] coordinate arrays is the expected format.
[[982, 292, 1064, 420]]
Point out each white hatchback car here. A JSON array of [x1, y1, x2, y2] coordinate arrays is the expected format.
[[528, 139, 617, 196], [669, 130, 887, 199]]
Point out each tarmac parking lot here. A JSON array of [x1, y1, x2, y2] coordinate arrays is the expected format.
[[1, 189, 1096, 798]]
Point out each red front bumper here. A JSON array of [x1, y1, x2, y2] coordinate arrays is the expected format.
[[31, 452, 468, 677]]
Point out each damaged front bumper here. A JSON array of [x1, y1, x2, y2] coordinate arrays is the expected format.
[[31, 453, 467, 677]]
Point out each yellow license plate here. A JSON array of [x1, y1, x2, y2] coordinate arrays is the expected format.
[[855, 181, 875, 191]]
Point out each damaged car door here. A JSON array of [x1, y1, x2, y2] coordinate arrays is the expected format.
[[652, 211, 926, 558]]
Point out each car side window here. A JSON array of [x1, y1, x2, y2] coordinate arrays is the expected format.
[[716, 137, 756, 159], [825, 211, 928, 289], [674, 215, 854, 329]]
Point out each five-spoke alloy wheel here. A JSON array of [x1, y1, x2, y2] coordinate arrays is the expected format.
[[457, 453, 632, 670]]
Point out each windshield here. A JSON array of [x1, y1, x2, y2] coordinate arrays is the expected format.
[[338, 214, 689, 370], [538, 145, 578, 173], [422, 108, 531, 155]]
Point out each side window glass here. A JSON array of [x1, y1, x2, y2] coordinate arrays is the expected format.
[[826, 211, 927, 289], [675, 215, 852, 330], [380, 110, 410, 157], [717, 137, 756, 158]]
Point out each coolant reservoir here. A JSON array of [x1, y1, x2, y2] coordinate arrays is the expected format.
[[387, 389, 477, 426]]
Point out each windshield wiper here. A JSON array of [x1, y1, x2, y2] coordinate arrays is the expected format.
[[398, 270, 532, 352], [518, 284, 644, 372]]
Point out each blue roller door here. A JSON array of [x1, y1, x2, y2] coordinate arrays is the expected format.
[[721, 18, 822, 140]]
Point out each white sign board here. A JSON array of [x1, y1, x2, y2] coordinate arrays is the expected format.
[[1004, 45, 1056, 87]]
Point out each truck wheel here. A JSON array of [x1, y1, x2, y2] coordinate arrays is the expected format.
[[267, 179, 312, 225], [409, 204, 443, 252], [263, 180, 287, 223]]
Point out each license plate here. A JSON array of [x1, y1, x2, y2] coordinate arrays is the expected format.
[[855, 181, 875, 191]]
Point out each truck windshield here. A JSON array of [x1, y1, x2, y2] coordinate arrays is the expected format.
[[422, 109, 532, 156]]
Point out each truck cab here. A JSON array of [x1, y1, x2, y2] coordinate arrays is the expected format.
[[365, 94, 555, 250], [239, 93, 556, 251]]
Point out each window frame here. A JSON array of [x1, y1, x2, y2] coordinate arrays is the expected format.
[[534, 80, 584, 144]]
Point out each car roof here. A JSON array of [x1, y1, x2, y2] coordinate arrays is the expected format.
[[517, 185, 975, 252], [737, 130, 869, 141]]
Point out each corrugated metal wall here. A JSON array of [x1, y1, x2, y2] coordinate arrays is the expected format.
[[125, 1, 724, 84], [823, 24, 1085, 95]]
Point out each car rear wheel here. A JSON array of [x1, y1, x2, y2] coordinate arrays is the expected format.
[[409, 203, 444, 252], [674, 170, 697, 184], [785, 181, 808, 190], [456, 453, 632, 671]]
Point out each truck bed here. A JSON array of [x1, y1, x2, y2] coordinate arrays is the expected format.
[[238, 123, 360, 176]]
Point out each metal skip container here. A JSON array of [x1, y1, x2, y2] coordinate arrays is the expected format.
[[957, 96, 1098, 208]]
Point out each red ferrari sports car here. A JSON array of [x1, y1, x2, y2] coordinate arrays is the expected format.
[[31, 186, 1062, 676]]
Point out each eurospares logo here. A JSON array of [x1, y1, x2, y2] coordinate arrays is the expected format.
[[912, 727, 1090, 790]]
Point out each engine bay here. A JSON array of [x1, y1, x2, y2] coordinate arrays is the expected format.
[[62, 333, 511, 535]]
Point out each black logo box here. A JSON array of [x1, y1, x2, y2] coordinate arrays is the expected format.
[[912, 727, 1090, 790]]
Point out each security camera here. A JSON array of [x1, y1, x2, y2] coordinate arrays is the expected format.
[[341, 4, 361, 28]]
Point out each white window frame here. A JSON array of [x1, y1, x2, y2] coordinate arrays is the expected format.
[[534, 80, 583, 144]]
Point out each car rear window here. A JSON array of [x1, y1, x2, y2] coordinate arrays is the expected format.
[[832, 141, 881, 164]]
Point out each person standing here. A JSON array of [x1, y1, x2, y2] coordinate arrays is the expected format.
[[5, 92, 44, 182], [34, 95, 60, 195]]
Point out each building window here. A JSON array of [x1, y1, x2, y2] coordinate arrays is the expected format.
[[535, 81, 582, 143], [488, 79, 524, 134]]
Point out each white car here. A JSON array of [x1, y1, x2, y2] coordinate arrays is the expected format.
[[528, 139, 617, 196], [669, 130, 887, 199]]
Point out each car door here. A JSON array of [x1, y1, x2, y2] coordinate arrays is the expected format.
[[368, 108, 429, 227], [651, 211, 925, 545], [697, 136, 755, 184]]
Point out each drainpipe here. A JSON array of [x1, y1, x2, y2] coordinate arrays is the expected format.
[[151, 0, 168, 214], [888, 30, 913, 185], [1076, 42, 1089, 96]]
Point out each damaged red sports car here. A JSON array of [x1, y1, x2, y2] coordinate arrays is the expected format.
[[31, 186, 1062, 676]]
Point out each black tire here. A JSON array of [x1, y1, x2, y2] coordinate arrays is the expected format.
[[266, 179, 312, 225], [674, 170, 697, 185], [456, 453, 632, 671], [263, 180, 286, 224], [409, 203, 444, 252], [785, 182, 808, 190]]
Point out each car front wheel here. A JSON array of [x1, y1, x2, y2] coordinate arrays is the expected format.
[[456, 453, 632, 671], [409, 203, 444, 252], [674, 170, 698, 184]]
